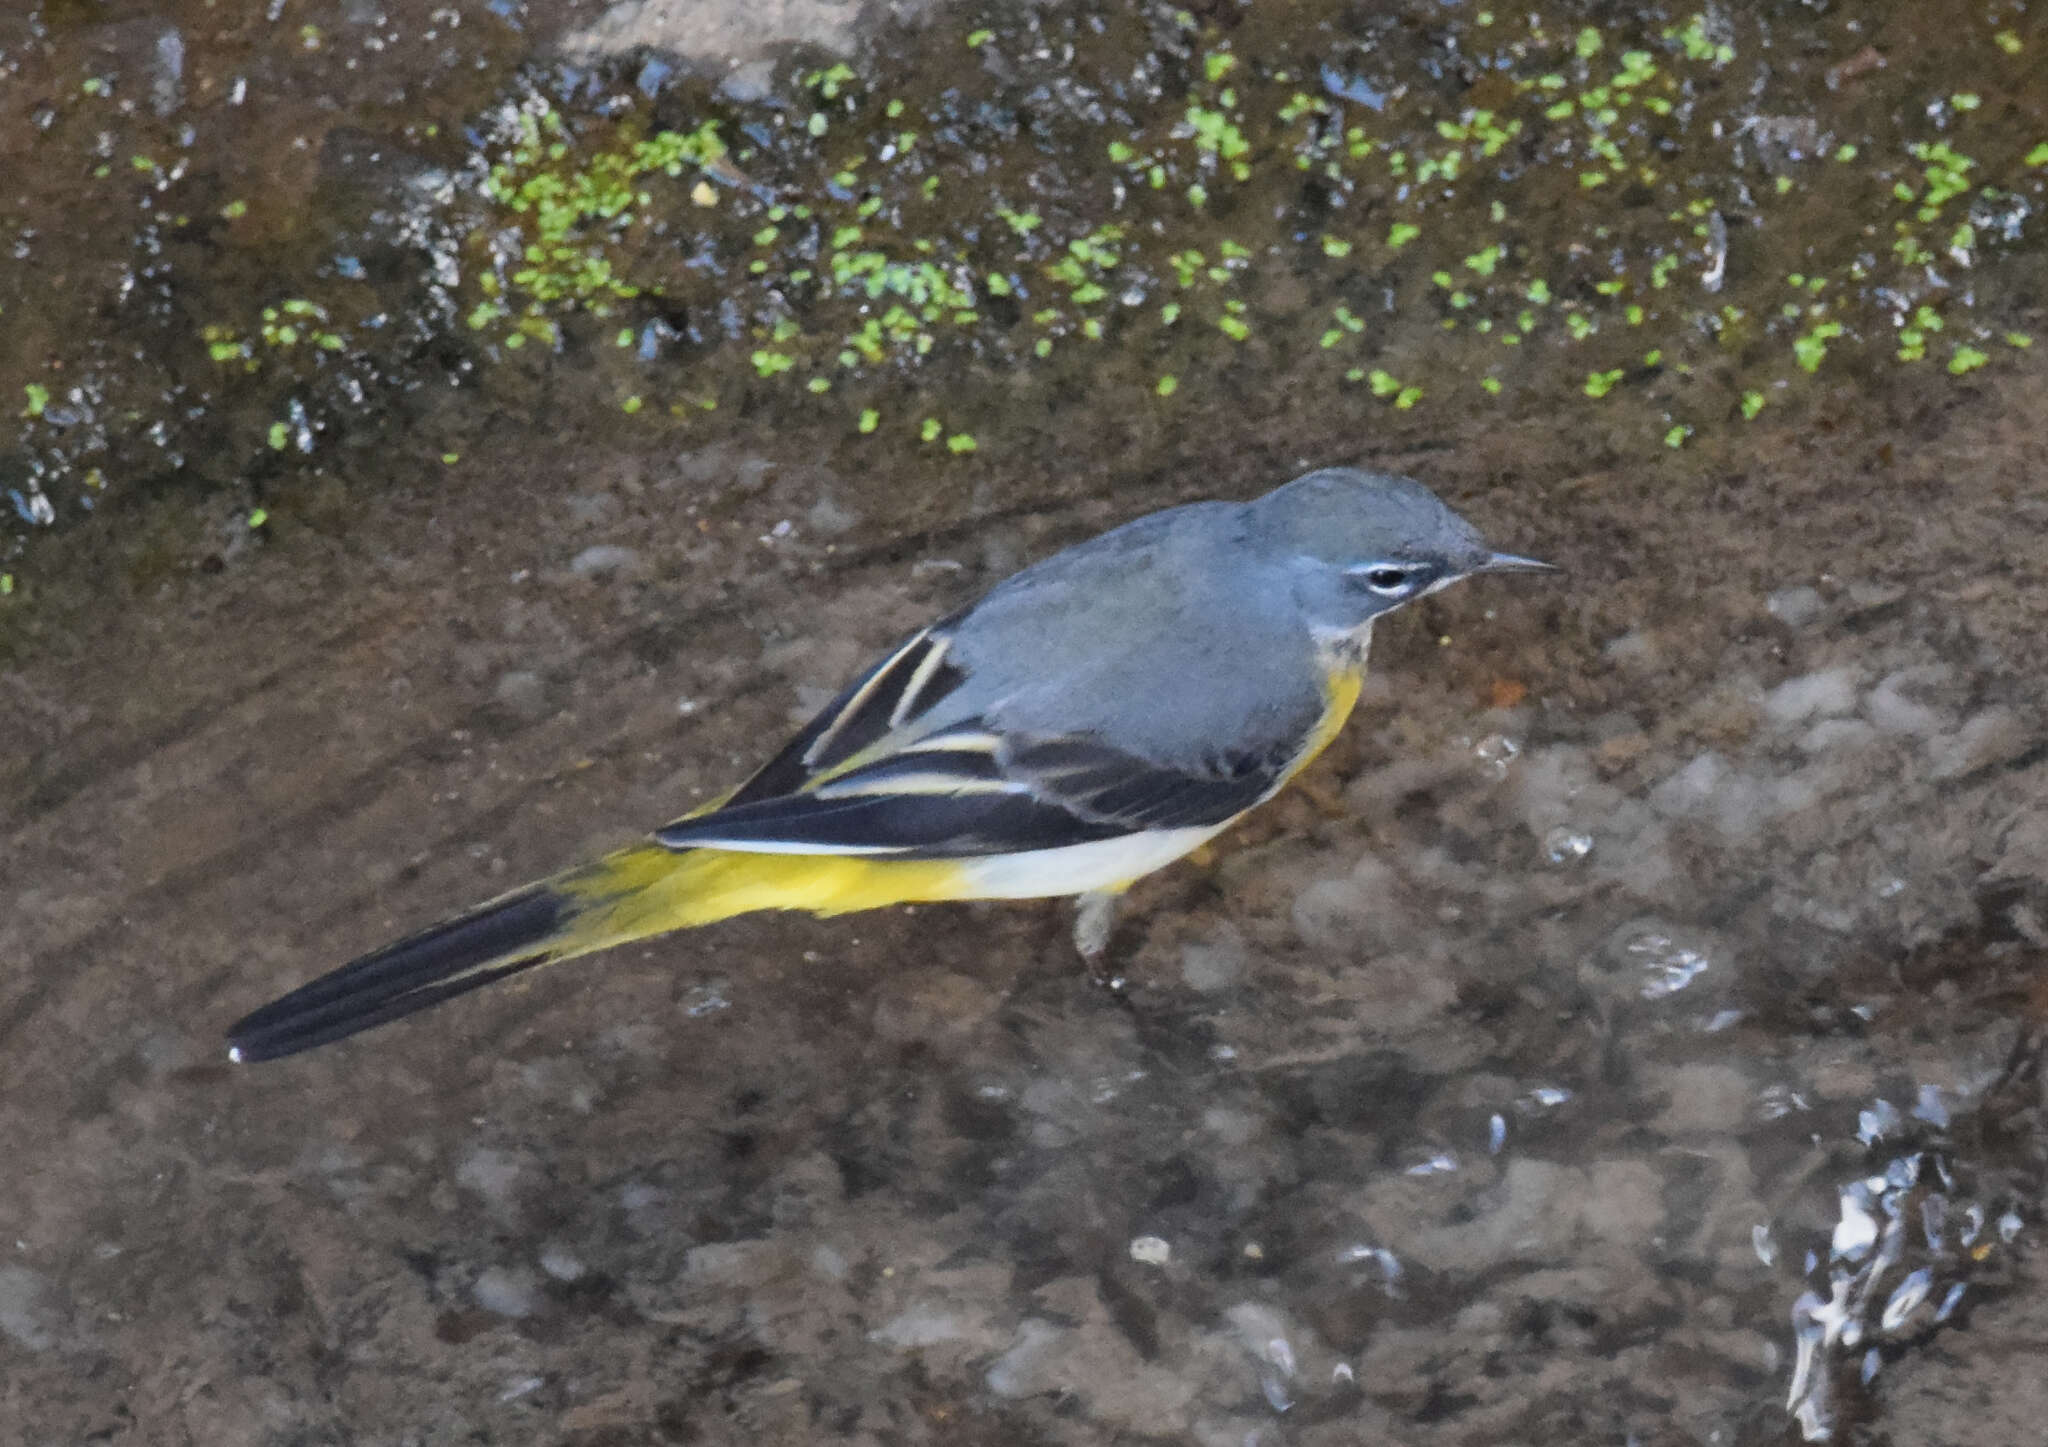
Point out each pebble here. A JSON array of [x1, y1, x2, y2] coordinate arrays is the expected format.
[[568, 544, 642, 579], [456, 1146, 531, 1217], [984, 1319, 1067, 1397], [150, 26, 185, 117], [564, 491, 621, 527], [1129, 1236, 1172, 1266], [1648, 752, 1730, 818], [472, 1265, 543, 1319], [492, 670, 548, 722], [719, 58, 776, 103], [1367, 1158, 1580, 1271], [1865, 665, 1953, 736], [1766, 586, 1825, 628], [806, 493, 860, 536], [1762, 667, 1859, 726], [0, 1266, 62, 1352], [1928, 707, 2031, 781], [539, 1246, 587, 1283], [1655, 1063, 1756, 1135], [1601, 629, 1659, 668], [1179, 924, 1249, 992], [873, 1305, 975, 1350], [1800, 717, 1878, 756], [1291, 856, 1411, 957]]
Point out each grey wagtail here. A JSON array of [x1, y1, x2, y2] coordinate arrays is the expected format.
[[226, 466, 1552, 1062]]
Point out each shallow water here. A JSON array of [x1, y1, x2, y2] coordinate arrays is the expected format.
[[3, 2, 2047, 1444]]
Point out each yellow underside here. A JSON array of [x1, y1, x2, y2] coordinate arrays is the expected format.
[[1297, 666, 1363, 775], [551, 665, 1366, 956], [554, 844, 975, 956]]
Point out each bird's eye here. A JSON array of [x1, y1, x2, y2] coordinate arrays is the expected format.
[[1361, 566, 1412, 593]]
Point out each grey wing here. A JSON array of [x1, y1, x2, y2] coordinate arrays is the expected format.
[[655, 614, 1300, 858]]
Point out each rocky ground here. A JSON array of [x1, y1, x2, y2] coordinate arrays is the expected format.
[[6, 357, 2048, 1444], [4, 0, 2048, 1444]]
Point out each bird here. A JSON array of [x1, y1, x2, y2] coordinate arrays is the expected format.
[[225, 466, 1553, 1063]]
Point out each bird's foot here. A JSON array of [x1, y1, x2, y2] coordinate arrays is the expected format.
[[1073, 890, 1128, 995]]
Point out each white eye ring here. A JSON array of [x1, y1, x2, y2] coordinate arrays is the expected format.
[[1352, 564, 1415, 595]]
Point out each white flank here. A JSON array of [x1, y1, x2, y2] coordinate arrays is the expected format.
[[950, 825, 1228, 899]]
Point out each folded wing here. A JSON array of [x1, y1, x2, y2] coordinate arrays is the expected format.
[[654, 722, 1287, 857]]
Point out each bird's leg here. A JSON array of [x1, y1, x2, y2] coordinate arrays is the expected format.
[[1073, 889, 1126, 991]]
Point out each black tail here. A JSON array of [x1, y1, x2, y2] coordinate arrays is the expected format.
[[226, 884, 567, 1062]]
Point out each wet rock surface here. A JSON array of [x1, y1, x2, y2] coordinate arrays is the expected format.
[[4, 1, 2048, 1445], [7, 366, 2048, 1443]]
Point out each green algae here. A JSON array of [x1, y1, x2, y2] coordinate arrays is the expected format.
[[6, 0, 2048, 577], [408, 1, 2047, 460]]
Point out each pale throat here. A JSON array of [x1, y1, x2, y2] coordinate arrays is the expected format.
[[1312, 616, 1377, 674]]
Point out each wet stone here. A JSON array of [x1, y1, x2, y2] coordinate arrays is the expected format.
[[491, 670, 548, 722], [617, 1181, 680, 1239], [684, 1240, 779, 1286], [1650, 751, 1732, 818], [1986, 810, 2048, 893], [868, 968, 1001, 1046], [1578, 1158, 1666, 1244], [1649, 752, 1777, 842], [1200, 1105, 1262, 1148], [1591, 918, 1731, 1012], [809, 1243, 850, 1281], [1290, 855, 1413, 958], [11, 0, 2048, 1440], [1370, 1158, 1582, 1271], [805, 493, 860, 537], [1329, 954, 1459, 1034], [1762, 667, 1861, 727], [456, 1146, 534, 1219], [1129, 1235, 1172, 1266], [1801, 717, 1880, 756], [1511, 744, 1606, 832], [1655, 1062, 1759, 1136], [980, 1304, 1198, 1426], [150, 26, 185, 117], [1927, 707, 2032, 782], [1602, 629, 1661, 670], [564, 492, 623, 528], [472, 1264, 543, 1319], [1865, 665, 1956, 737], [568, 544, 643, 579], [984, 1318, 1067, 1397], [568, 0, 866, 64], [1179, 922, 1249, 992], [0, 1266, 64, 1352], [1844, 581, 1909, 616], [1767, 586, 1827, 628], [873, 1303, 987, 1351], [538, 1245, 586, 1283], [719, 58, 777, 103]]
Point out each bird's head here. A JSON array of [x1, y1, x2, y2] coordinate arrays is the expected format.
[[1250, 467, 1556, 648]]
